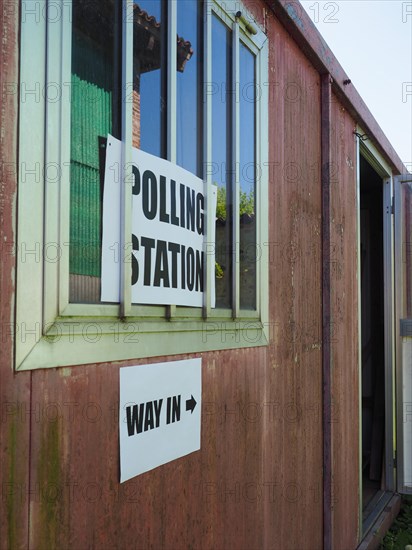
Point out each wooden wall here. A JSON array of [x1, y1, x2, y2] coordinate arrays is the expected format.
[[330, 94, 360, 550], [265, 7, 324, 549], [0, 3, 31, 549], [0, 2, 362, 549]]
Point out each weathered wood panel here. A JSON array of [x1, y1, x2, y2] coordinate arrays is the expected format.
[[265, 10, 324, 549], [330, 94, 360, 549], [0, 3, 32, 549], [28, 349, 268, 549], [0, 1, 368, 549]]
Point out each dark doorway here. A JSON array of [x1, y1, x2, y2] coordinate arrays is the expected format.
[[360, 155, 386, 517]]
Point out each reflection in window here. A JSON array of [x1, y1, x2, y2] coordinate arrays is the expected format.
[[70, 0, 118, 303], [133, 0, 166, 157], [177, 0, 203, 177], [212, 15, 233, 309], [69, 2, 258, 311], [239, 43, 256, 310]]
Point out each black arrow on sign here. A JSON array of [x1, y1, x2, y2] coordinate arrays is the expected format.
[[186, 395, 197, 414]]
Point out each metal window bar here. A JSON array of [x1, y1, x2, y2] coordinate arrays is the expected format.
[[232, 19, 240, 319], [166, 0, 177, 320], [254, 39, 261, 316], [120, 0, 134, 318], [203, 0, 213, 318]]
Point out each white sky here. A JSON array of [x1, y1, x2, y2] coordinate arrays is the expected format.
[[300, 0, 412, 171]]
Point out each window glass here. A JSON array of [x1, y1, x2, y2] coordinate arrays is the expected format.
[[133, 0, 166, 157], [69, 2, 260, 310], [212, 14, 233, 309], [70, 0, 118, 303], [239, 43, 256, 310], [176, 0, 203, 177]]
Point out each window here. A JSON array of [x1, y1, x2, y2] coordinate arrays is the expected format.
[[16, 0, 269, 370]]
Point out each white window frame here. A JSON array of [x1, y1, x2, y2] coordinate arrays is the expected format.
[[16, 0, 269, 370]]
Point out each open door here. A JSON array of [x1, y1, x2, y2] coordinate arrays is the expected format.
[[358, 149, 396, 535], [394, 173, 412, 495], [360, 158, 387, 513]]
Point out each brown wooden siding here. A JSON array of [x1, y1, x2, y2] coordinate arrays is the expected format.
[[330, 95, 360, 550], [0, 3, 31, 549], [27, 350, 270, 549], [266, 11, 323, 549], [0, 2, 367, 549]]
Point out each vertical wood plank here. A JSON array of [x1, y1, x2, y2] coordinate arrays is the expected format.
[[0, 2, 31, 548], [321, 73, 333, 550], [330, 94, 360, 550]]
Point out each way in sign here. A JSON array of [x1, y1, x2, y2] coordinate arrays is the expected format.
[[126, 394, 197, 436]]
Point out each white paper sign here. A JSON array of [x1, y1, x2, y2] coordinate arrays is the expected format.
[[101, 135, 216, 307], [119, 359, 201, 482]]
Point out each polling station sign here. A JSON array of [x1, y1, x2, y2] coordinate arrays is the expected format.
[[101, 135, 216, 307], [119, 359, 201, 482]]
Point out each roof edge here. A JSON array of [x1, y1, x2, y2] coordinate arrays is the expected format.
[[266, 0, 407, 175]]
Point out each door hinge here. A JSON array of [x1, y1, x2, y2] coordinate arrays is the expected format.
[[393, 450, 397, 468], [386, 196, 394, 215]]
